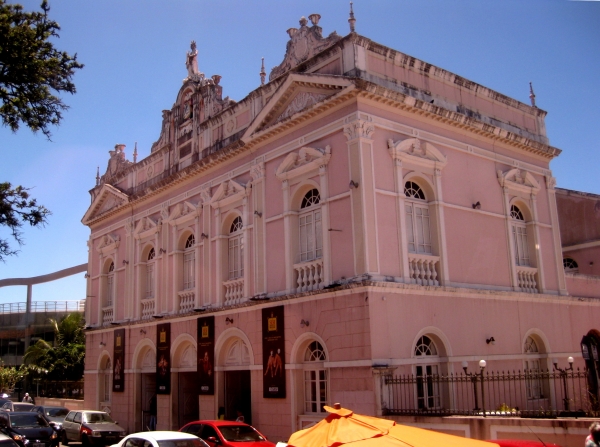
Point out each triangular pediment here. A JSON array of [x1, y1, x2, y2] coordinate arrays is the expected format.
[[276, 145, 331, 181], [134, 216, 160, 240], [168, 200, 200, 225], [96, 233, 120, 255], [243, 73, 353, 139], [497, 168, 540, 194], [210, 180, 247, 208], [82, 184, 129, 225], [387, 138, 448, 168]]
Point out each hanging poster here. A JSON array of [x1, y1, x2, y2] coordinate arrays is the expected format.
[[197, 316, 215, 395], [112, 328, 125, 392], [262, 306, 286, 398], [156, 323, 171, 394]]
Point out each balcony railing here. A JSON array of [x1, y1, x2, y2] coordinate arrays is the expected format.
[[383, 368, 596, 418], [141, 299, 155, 320], [517, 266, 538, 293], [102, 307, 113, 325], [223, 278, 244, 306], [294, 259, 324, 293], [0, 301, 85, 314], [408, 253, 440, 286], [178, 290, 195, 314]]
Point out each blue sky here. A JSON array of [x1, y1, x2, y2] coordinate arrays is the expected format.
[[0, 0, 598, 306]]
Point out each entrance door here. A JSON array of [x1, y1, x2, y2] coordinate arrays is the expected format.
[[225, 370, 251, 424], [141, 373, 156, 431], [178, 372, 199, 427]]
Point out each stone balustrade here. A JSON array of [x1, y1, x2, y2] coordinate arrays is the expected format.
[[294, 258, 324, 292], [102, 307, 113, 324], [517, 266, 538, 293], [141, 299, 155, 319], [408, 253, 440, 286], [223, 278, 244, 306], [178, 290, 195, 313]]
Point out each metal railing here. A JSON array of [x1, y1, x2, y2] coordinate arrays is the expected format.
[[384, 368, 597, 418], [34, 380, 85, 400], [0, 301, 84, 315]]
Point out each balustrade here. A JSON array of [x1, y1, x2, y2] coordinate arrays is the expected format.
[[407, 254, 440, 286], [178, 290, 195, 313], [294, 259, 324, 293], [102, 307, 113, 324], [223, 278, 244, 306], [517, 266, 538, 293], [141, 299, 155, 319]]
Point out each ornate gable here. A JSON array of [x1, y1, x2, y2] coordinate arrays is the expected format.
[[269, 14, 341, 81], [387, 138, 448, 170], [276, 145, 331, 181], [210, 180, 248, 209], [82, 184, 129, 225], [134, 216, 161, 240], [168, 200, 200, 226], [96, 233, 120, 255], [497, 168, 541, 194]]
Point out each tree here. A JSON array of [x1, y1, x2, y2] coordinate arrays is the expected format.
[[24, 313, 85, 381], [0, 182, 50, 261], [0, 0, 84, 138], [0, 1, 82, 260], [0, 364, 28, 394]]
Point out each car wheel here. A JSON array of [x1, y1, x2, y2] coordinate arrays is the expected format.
[[61, 432, 69, 446]]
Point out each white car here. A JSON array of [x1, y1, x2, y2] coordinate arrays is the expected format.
[[110, 431, 209, 447]]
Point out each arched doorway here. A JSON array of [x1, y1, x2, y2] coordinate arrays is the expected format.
[[221, 337, 252, 424], [133, 344, 156, 432], [173, 340, 198, 428]]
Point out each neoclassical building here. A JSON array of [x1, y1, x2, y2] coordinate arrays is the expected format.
[[82, 11, 600, 441]]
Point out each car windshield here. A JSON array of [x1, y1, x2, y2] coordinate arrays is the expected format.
[[158, 439, 207, 447], [12, 405, 32, 412], [218, 426, 264, 442], [46, 408, 69, 417], [10, 414, 48, 428], [83, 413, 114, 423]]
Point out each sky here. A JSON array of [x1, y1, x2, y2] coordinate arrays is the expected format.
[[0, 0, 598, 306]]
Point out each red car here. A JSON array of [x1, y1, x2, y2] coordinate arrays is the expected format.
[[180, 420, 275, 447], [489, 440, 562, 447]]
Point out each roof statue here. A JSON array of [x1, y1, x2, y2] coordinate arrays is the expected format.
[[269, 14, 341, 81], [100, 144, 132, 184], [184, 40, 205, 84]]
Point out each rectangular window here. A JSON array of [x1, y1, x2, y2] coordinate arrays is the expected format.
[[146, 263, 155, 298], [183, 251, 195, 289], [406, 203, 432, 254], [228, 235, 243, 279], [103, 374, 110, 402], [304, 369, 328, 413], [416, 364, 440, 409], [299, 210, 322, 262], [513, 224, 530, 266], [106, 274, 114, 306]]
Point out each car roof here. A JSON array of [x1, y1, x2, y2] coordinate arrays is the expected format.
[[187, 420, 251, 427], [491, 440, 562, 447], [125, 431, 201, 441]]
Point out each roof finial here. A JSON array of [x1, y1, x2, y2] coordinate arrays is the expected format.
[[95, 166, 100, 186], [260, 57, 266, 86], [348, 2, 356, 33], [133, 142, 138, 163], [529, 82, 537, 108]]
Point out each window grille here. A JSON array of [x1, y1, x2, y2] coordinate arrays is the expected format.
[[304, 341, 328, 414], [404, 182, 432, 254], [229, 217, 244, 279], [563, 257, 579, 273], [299, 189, 322, 262]]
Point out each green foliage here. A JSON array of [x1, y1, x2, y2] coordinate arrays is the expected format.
[[0, 182, 50, 261], [0, 0, 84, 138], [0, 364, 28, 394], [24, 313, 85, 381]]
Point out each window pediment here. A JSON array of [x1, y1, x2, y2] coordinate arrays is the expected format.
[[83, 184, 129, 225], [134, 216, 161, 240], [168, 200, 200, 226], [387, 138, 447, 171], [210, 180, 248, 209], [96, 234, 120, 255], [497, 168, 540, 195], [276, 146, 331, 181]]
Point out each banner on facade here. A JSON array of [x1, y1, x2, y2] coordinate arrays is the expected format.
[[197, 316, 215, 395], [262, 306, 286, 398], [112, 328, 125, 392], [156, 322, 171, 394]]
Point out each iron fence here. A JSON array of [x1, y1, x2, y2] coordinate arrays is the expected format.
[[0, 301, 85, 315], [34, 380, 84, 400], [384, 368, 598, 418]]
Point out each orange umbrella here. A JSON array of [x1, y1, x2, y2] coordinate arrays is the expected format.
[[288, 405, 499, 447]]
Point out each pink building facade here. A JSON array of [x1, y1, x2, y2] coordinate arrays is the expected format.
[[81, 13, 600, 442]]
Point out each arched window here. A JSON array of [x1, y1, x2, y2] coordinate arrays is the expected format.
[[229, 217, 243, 279], [511, 205, 530, 266], [183, 234, 195, 290], [404, 182, 432, 254], [299, 189, 322, 263], [100, 358, 111, 404], [524, 336, 543, 399], [563, 257, 578, 273], [106, 262, 115, 307], [414, 335, 440, 409], [146, 248, 156, 299], [304, 341, 328, 414]]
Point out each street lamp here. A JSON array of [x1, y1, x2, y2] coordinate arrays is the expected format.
[[553, 356, 574, 412], [462, 360, 487, 417]]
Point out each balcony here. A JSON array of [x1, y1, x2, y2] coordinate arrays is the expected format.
[[102, 307, 113, 325], [517, 266, 538, 293], [294, 259, 324, 293], [178, 290, 195, 314], [223, 278, 244, 306], [408, 253, 440, 286], [141, 299, 155, 319]]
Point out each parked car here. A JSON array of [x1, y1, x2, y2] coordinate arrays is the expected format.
[[0, 410, 58, 447], [0, 432, 19, 447], [0, 403, 34, 413], [62, 410, 126, 446], [109, 431, 208, 447], [489, 441, 562, 447], [30, 407, 69, 434], [180, 421, 275, 447]]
